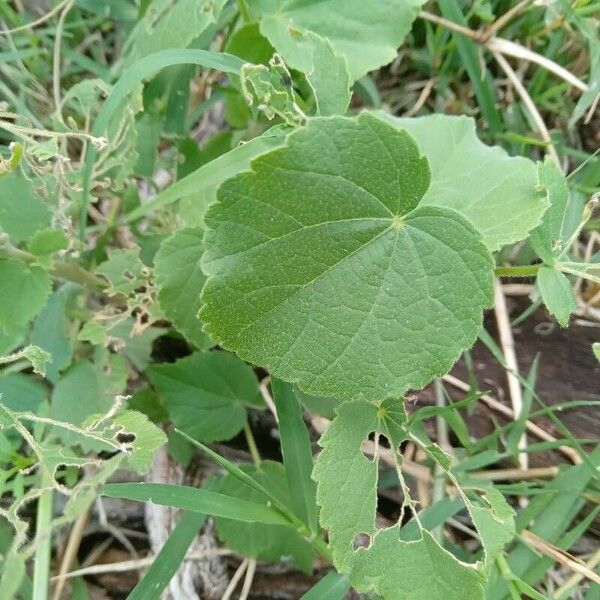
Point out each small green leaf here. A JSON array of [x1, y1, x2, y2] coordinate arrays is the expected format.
[[537, 265, 576, 327], [303, 32, 350, 116], [26, 229, 69, 257], [211, 461, 316, 572], [154, 227, 213, 350], [241, 55, 303, 125], [385, 114, 547, 251], [254, 0, 425, 81], [0, 175, 51, 243], [148, 351, 262, 443], [96, 247, 147, 296], [530, 157, 576, 264], [261, 30, 351, 116], [20, 345, 52, 377], [593, 343, 600, 362], [0, 260, 52, 332], [77, 321, 107, 346], [201, 112, 494, 401], [110, 410, 167, 472]]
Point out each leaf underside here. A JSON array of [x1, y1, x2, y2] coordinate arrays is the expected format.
[[201, 112, 494, 401]]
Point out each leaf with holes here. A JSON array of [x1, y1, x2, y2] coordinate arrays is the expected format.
[[201, 112, 494, 401], [383, 114, 547, 251], [312, 398, 485, 599], [96, 247, 147, 296]]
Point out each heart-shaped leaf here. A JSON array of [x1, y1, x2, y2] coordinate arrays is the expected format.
[[201, 113, 494, 401]]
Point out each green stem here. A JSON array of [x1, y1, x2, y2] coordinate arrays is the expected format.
[[494, 265, 540, 277], [495, 554, 521, 600], [32, 484, 53, 600], [237, 0, 251, 22], [0, 236, 108, 290], [244, 421, 262, 469]]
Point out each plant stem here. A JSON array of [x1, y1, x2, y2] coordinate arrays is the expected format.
[[32, 484, 53, 600], [244, 421, 262, 469], [236, 0, 251, 22], [0, 236, 108, 290], [494, 265, 540, 277]]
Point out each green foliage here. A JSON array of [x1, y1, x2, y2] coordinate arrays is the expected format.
[[125, 0, 227, 64], [241, 55, 303, 125], [210, 461, 316, 572], [0, 1, 597, 597], [0, 175, 50, 243], [0, 261, 51, 332], [148, 351, 263, 442], [253, 0, 425, 81], [537, 265, 577, 326], [154, 227, 213, 350], [384, 114, 547, 251], [531, 157, 577, 265], [201, 113, 494, 400], [313, 399, 488, 599]]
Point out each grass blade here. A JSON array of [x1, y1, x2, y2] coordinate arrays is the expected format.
[[127, 511, 206, 600], [300, 571, 351, 600], [103, 482, 291, 526], [271, 379, 319, 534], [438, 1, 503, 134]]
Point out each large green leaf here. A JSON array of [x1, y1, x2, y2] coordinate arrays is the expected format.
[[253, 0, 425, 81], [211, 461, 315, 572], [148, 351, 262, 443], [384, 114, 547, 251], [154, 227, 212, 350], [201, 112, 494, 401], [0, 260, 52, 333], [312, 399, 485, 599]]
